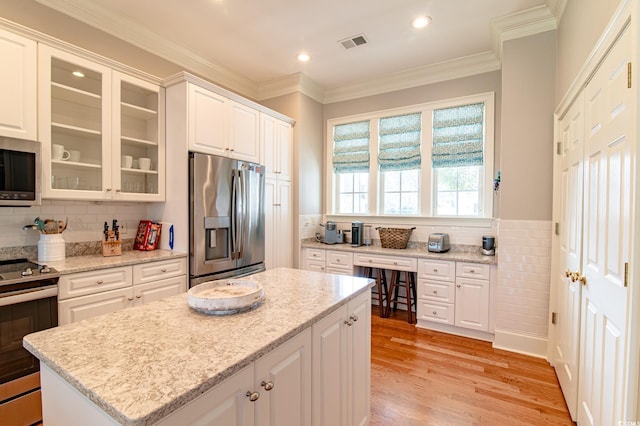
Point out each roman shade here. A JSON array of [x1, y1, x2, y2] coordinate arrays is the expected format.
[[432, 102, 484, 168], [332, 120, 370, 173], [378, 112, 422, 171]]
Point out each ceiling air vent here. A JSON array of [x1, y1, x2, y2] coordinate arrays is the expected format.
[[339, 34, 368, 50]]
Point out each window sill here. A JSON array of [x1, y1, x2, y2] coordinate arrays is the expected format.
[[325, 214, 497, 228]]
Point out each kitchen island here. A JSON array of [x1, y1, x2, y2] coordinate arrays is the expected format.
[[23, 268, 373, 425]]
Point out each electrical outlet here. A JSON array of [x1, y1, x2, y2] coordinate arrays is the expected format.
[[120, 222, 128, 234]]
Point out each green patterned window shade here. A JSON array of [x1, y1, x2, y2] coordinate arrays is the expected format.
[[333, 120, 370, 173], [378, 112, 422, 171], [432, 102, 485, 168]]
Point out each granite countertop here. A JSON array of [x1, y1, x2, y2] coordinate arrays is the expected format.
[[301, 239, 498, 265], [36, 249, 188, 274], [23, 268, 373, 426]]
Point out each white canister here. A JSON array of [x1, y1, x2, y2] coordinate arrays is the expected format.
[[38, 233, 66, 262]]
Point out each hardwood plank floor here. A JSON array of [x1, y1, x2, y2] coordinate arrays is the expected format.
[[370, 307, 574, 425]]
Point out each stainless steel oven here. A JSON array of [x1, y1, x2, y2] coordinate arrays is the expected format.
[[0, 259, 59, 426]]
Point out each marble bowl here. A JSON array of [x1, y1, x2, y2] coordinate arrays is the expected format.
[[187, 279, 264, 315]]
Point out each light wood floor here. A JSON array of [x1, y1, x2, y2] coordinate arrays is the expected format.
[[370, 307, 574, 425]]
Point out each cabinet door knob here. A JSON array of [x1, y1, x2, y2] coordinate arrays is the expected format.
[[344, 319, 354, 326], [127, 297, 134, 301], [456, 284, 461, 288], [261, 381, 274, 391], [161, 268, 167, 273], [336, 259, 341, 263], [350, 315, 359, 322], [96, 280, 104, 284], [116, 189, 122, 192], [393, 261, 398, 265], [368, 260, 372, 263], [246, 391, 260, 401], [136, 295, 142, 299], [106, 188, 112, 192], [432, 311, 437, 315]]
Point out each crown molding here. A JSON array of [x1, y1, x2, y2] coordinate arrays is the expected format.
[[257, 73, 325, 103], [490, 5, 558, 61], [322, 52, 501, 104], [545, 0, 568, 23], [34, 0, 259, 99]]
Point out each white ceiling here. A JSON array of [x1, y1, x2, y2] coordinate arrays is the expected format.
[[35, 0, 562, 102]]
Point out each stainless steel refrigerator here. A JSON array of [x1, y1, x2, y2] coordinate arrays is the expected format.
[[189, 152, 265, 287]]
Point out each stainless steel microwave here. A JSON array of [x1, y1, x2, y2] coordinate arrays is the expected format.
[[0, 137, 41, 207]]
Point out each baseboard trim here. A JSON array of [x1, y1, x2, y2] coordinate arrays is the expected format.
[[493, 329, 548, 359], [416, 321, 494, 342]]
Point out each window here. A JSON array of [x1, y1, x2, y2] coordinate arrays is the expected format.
[[332, 120, 370, 214], [326, 93, 494, 218], [378, 112, 421, 215], [432, 102, 485, 216]]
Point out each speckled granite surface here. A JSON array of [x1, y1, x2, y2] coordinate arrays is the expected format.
[[23, 268, 373, 426], [36, 249, 187, 274], [301, 239, 498, 265]]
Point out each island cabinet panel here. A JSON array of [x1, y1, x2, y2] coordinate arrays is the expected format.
[[157, 364, 255, 426], [312, 290, 371, 426], [255, 329, 312, 426]]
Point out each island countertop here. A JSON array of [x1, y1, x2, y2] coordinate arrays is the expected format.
[[23, 268, 373, 426]]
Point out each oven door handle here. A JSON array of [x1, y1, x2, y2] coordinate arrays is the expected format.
[[0, 285, 58, 307]]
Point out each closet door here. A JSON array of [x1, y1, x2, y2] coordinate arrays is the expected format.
[[552, 92, 584, 421], [578, 25, 634, 426]]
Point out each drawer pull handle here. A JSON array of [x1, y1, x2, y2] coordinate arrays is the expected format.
[[432, 311, 437, 315], [261, 381, 274, 391], [136, 295, 142, 299], [161, 268, 167, 273], [336, 259, 340, 262], [432, 290, 438, 294], [469, 269, 475, 273], [128, 297, 134, 301], [393, 262, 398, 265], [457, 285, 461, 288], [96, 280, 104, 284], [433, 269, 438, 272], [368, 260, 372, 263]]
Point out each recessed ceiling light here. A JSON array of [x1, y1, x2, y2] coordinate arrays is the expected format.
[[72, 71, 85, 78], [412, 16, 432, 29], [297, 52, 310, 62]]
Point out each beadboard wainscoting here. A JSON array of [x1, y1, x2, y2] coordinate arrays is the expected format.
[[494, 219, 552, 357]]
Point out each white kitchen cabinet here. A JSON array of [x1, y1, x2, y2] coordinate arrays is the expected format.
[[416, 259, 492, 337], [159, 329, 311, 426], [0, 28, 36, 140], [38, 45, 165, 201], [265, 179, 292, 269], [312, 290, 370, 426], [255, 329, 311, 426], [57, 258, 187, 325], [185, 82, 260, 162], [261, 113, 293, 181], [158, 364, 255, 426]]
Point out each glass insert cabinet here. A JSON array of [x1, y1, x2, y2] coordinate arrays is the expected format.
[[38, 45, 165, 201]]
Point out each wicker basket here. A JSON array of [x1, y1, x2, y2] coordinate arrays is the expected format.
[[376, 227, 416, 249]]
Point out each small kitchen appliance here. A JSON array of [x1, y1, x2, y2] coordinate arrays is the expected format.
[[482, 235, 496, 255], [428, 233, 451, 253], [351, 221, 364, 246], [319, 221, 341, 244]]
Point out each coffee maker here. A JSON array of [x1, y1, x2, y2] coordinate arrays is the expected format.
[[318, 221, 342, 244], [481, 235, 495, 255], [351, 221, 364, 246]]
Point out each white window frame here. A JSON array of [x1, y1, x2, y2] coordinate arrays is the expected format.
[[325, 92, 494, 219]]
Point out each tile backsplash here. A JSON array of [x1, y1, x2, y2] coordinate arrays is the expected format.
[[0, 199, 152, 258]]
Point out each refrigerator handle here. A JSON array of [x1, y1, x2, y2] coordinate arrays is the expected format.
[[239, 167, 248, 258], [231, 169, 241, 259]]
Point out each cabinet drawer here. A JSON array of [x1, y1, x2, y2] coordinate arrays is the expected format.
[[417, 300, 454, 325], [58, 267, 132, 300], [133, 258, 187, 284], [325, 266, 353, 276], [304, 260, 325, 272], [456, 262, 490, 280], [58, 287, 133, 325], [326, 251, 353, 269], [304, 248, 326, 262], [417, 259, 455, 282], [353, 253, 417, 272], [417, 279, 455, 304]]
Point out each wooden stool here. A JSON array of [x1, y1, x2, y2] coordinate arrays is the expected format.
[[386, 270, 417, 324], [363, 266, 389, 318]]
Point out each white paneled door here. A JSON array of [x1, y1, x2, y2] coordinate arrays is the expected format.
[[553, 91, 585, 421], [579, 24, 633, 426]]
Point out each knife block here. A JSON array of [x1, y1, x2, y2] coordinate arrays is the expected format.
[[102, 231, 122, 257]]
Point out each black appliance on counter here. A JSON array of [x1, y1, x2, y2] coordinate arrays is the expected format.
[[0, 259, 59, 425]]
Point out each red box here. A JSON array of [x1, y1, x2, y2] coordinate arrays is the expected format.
[[134, 221, 162, 251]]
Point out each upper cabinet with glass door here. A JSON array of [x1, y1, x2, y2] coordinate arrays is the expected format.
[[39, 45, 110, 199], [113, 72, 164, 200], [38, 45, 164, 201]]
